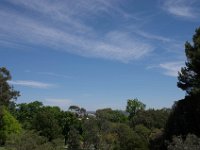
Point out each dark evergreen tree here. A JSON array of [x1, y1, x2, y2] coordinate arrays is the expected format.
[[164, 27, 200, 149], [177, 27, 200, 95]]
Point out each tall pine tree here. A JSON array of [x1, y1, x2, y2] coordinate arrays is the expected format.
[[177, 27, 200, 95], [164, 27, 200, 148]]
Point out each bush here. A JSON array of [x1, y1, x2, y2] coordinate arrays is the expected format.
[[168, 134, 200, 150]]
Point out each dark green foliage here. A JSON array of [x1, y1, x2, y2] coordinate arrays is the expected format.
[[15, 101, 43, 128], [32, 106, 62, 141], [134, 124, 151, 142], [165, 94, 200, 140], [114, 123, 149, 150], [67, 126, 81, 150], [0, 67, 20, 107], [132, 108, 170, 129], [149, 129, 164, 150], [96, 108, 128, 123], [177, 27, 200, 95], [61, 111, 82, 145], [82, 118, 100, 149], [164, 27, 200, 149]]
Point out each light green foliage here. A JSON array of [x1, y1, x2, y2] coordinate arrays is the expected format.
[[0, 107, 21, 145], [5, 130, 63, 150], [168, 134, 200, 150], [126, 98, 146, 119]]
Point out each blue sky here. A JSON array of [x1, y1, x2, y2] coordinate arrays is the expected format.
[[1, 0, 200, 111]]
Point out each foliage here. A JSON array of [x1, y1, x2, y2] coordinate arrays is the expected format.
[[126, 98, 146, 119], [14, 101, 43, 128], [61, 111, 82, 145], [0, 67, 19, 107], [96, 108, 128, 123], [168, 134, 200, 150], [149, 128, 164, 150], [67, 126, 81, 150], [114, 123, 149, 150], [165, 94, 200, 141], [164, 27, 200, 149], [32, 106, 62, 141], [132, 108, 170, 129], [82, 118, 100, 149], [0, 107, 21, 145], [4, 130, 63, 150], [177, 27, 200, 95]]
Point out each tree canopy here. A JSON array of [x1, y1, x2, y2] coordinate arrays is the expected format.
[[0, 67, 20, 106], [177, 27, 200, 95], [126, 98, 146, 119]]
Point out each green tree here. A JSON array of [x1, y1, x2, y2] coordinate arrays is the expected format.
[[96, 108, 127, 123], [67, 126, 81, 150], [32, 106, 62, 141], [126, 98, 146, 119], [0, 107, 21, 145], [133, 108, 170, 129], [177, 27, 200, 95], [0, 67, 19, 107], [82, 118, 100, 149], [15, 101, 43, 128], [61, 111, 81, 145], [114, 123, 149, 150], [164, 27, 200, 149]]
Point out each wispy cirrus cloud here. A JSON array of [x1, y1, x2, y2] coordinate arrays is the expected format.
[[8, 80, 56, 89], [162, 0, 199, 19], [159, 61, 185, 77], [0, 0, 153, 62], [135, 30, 171, 42], [25, 70, 72, 79], [37, 72, 72, 79]]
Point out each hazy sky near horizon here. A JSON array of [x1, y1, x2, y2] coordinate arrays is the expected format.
[[1, 0, 200, 110]]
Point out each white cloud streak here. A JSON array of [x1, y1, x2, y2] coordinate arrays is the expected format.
[[162, 0, 199, 19], [8, 80, 56, 89], [135, 30, 171, 42], [159, 61, 185, 77], [37, 72, 72, 79], [0, 0, 153, 62]]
